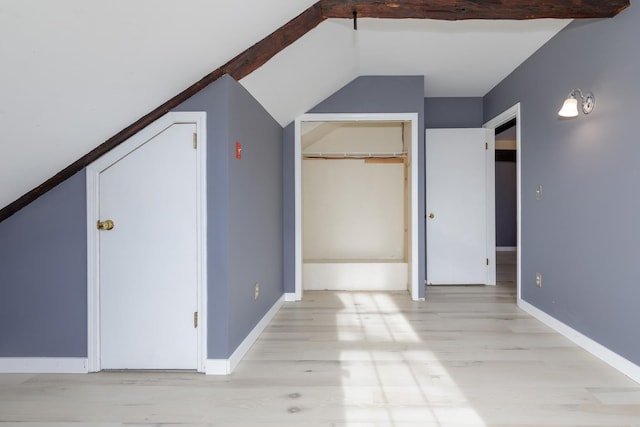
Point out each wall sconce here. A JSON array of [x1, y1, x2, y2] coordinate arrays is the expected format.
[[558, 89, 595, 118]]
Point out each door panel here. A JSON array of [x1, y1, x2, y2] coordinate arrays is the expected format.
[[99, 123, 198, 370], [426, 129, 488, 285]]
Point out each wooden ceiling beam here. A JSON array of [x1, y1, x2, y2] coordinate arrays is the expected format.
[[320, 0, 630, 20], [225, 4, 326, 80]]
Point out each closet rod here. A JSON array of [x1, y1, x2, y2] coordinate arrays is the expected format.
[[303, 151, 407, 159]]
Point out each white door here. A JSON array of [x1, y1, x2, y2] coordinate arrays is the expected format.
[[99, 123, 198, 370], [426, 128, 491, 285]]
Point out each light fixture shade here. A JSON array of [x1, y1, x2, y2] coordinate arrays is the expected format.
[[558, 96, 579, 118]]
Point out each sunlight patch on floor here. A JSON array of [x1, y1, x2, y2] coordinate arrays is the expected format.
[[336, 291, 488, 426]]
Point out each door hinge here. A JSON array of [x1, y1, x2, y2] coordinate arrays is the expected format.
[[486, 258, 489, 266], [193, 311, 198, 328], [193, 133, 198, 149]]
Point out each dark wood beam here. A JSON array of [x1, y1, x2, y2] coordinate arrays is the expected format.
[[225, 4, 326, 80], [320, 0, 630, 20], [0, 4, 325, 222]]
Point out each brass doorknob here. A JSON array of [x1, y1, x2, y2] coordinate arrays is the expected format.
[[97, 219, 115, 231], [428, 213, 435, 219]]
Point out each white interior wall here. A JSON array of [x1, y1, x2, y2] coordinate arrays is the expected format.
[[303, 159, 405, 261], [303, 123, 404, 154], [302, 123, 405, 261]]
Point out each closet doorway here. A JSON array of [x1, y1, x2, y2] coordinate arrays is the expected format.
[[294, 113, 419, 301]]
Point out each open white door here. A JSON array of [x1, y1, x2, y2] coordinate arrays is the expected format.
[[426, 128, 495, 285]]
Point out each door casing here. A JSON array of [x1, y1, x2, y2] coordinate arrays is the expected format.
[[86, 111, 208, 372], [484, 103, 522, 300]]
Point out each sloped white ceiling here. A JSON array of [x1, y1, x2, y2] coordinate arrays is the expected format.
[[242, 17, 570, 125], [240, 20, 359, 127], [0, 0, 317, 209], [355, 18, 571, 96], [0, 0, 569, 210]]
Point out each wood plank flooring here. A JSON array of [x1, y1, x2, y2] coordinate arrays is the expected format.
[[2, 252, 640, 426]]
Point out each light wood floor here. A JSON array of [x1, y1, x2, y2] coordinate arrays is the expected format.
[[2, 252, 640, 426]]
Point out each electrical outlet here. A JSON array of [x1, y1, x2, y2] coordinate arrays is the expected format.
[[536, 273, 542, 288], [254, 283, 260, 300]]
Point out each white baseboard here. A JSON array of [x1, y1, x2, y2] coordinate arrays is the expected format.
[[206, 295, 285, 375], [0, 357, 88, 374], [496, 246, 517, 252], [204, 358, 230, 375], [284, 292, 297, 302], [518, 299, 640, 384]]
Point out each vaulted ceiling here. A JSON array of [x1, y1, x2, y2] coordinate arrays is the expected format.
[[240, 17, 571, 125], [0, 0, 630, 218]]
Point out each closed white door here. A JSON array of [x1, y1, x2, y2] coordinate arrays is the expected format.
[[99, 123, 198, 370], [426, 128, 489, 285]]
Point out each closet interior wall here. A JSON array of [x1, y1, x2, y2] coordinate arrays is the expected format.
[[301, 121, 410, 291]]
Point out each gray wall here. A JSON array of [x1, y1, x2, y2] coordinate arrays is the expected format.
[[176, 74, 283, 358], [424, 97, 483, 129], [484, 5, 640, 364], [0, 171, 87, 357], [282, 123, 295, 298], [227, 78, 283, 354], [283, 75, 426, 298], [0, 74, 283, 361], [175, 77, 232, 359], [495, 160, 517, 247]]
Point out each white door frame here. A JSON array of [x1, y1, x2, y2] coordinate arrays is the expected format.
[[425, 128, 496, 286], [484, 103, 521, 300], [86, 111, 208, 372], [292, 113, 420, 301], [486, 128, 497, 285]]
